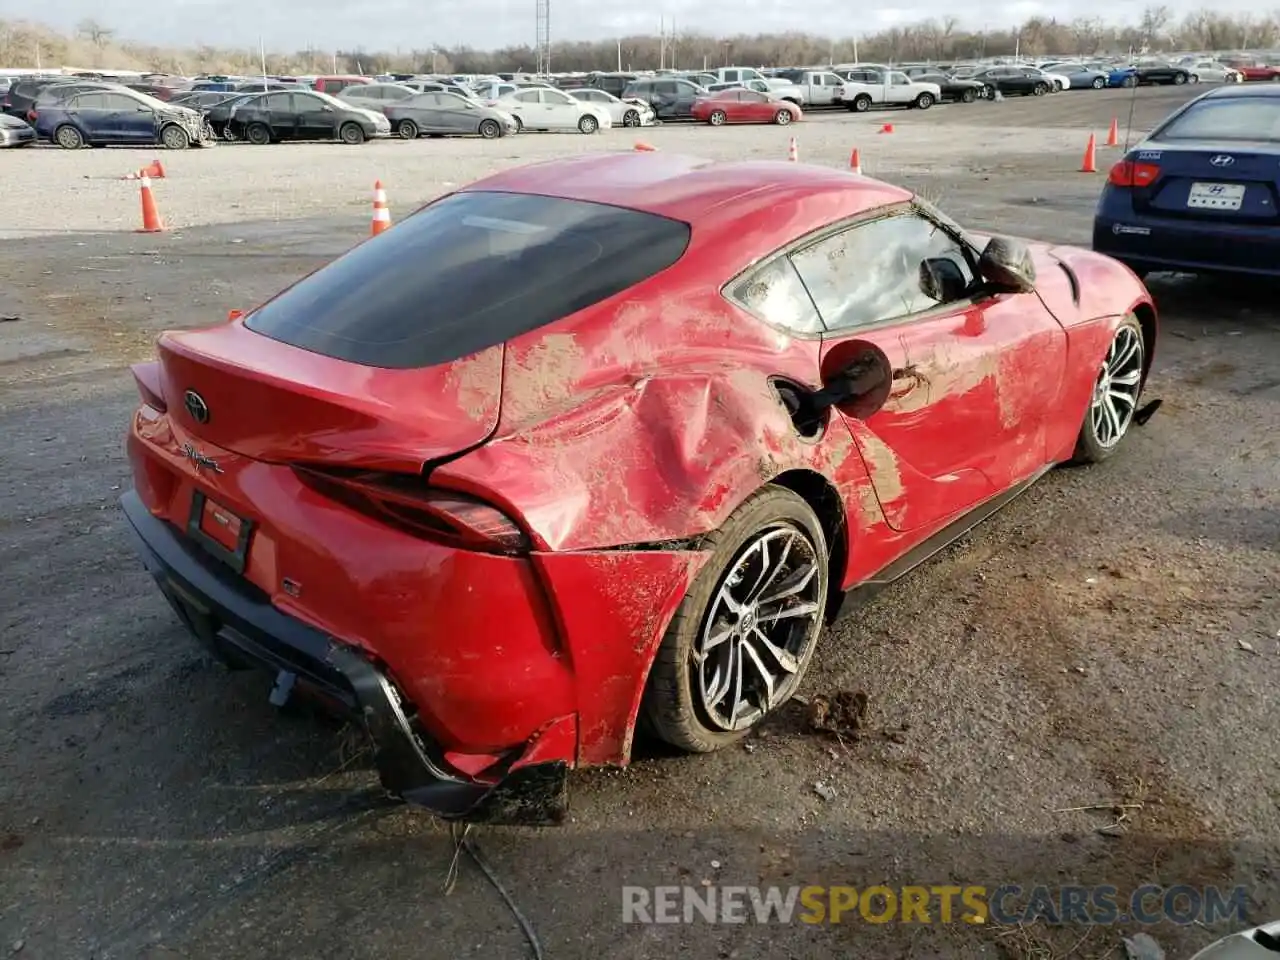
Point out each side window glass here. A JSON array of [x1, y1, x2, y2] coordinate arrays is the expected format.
[[790, 213, 974, 332], [727, 257, 824, 335]]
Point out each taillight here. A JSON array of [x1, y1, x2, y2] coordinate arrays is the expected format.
[[26, 110, 36, 122], [130, 360, 167, 412], [1108, 159, 1160, 188], [293, 466, 530, 555]]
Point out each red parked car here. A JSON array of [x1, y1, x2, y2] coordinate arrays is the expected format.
[[1225, 59, 1280, 81], [692, 88, 803, 125], [121, 154, 1158, 825]]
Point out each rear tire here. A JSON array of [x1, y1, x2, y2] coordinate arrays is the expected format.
[[641, 486, 829, 753], [1123, 75, 1138, 88], [1072, 315, 1145, 465], [708, 109, 727, 126], [54, 124, 84, 149], [397, 119, 419, 139]]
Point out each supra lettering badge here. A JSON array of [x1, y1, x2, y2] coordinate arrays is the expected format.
[[181, 443, 223, 474]]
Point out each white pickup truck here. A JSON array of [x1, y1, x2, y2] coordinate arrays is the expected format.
[[837, 68, 942, 111], [769, 69, 850, 107]]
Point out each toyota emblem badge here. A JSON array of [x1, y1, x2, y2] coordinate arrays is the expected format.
[[184, 390, 210, 424]]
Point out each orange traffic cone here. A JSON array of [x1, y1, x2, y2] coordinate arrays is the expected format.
[[137, 175, 164, 233], [1105, 117, 1119, 147], [1080, 133, 1098, 173], [140, 159, 166, 179], [634, 141, 656, 151], [787, 136, 798, 162], [370, 180, 391, 236], [850, 148, 862, 175], [879, 123, 895, 134]]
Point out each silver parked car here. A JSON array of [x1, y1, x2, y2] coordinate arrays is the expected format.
[[0, 113, 35, 147], [383, 91, 517, 139], [335, 82, 417, 115]]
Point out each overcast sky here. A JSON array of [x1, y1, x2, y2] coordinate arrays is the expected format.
[[29, 0, 1271, 53]]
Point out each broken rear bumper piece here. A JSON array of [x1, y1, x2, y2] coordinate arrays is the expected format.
[[119, 492, 569, 826]]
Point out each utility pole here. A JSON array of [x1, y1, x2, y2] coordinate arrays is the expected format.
[[535, 0, 551, 75]]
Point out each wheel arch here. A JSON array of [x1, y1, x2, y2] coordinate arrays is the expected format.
[[1131, 299, 1158, 385], [768, 469, 849, 624]]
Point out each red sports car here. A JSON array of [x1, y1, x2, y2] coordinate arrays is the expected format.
[[692, 88, 802, 126], [121, 154, 1158, 825]]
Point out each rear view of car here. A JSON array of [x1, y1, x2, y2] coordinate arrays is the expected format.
[[1093, 86, 1280, 277]]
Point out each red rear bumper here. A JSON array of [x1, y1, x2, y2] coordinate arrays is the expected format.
[[124, 408, 709, 820]]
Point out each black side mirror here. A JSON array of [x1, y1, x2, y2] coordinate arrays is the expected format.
[[977, 236, 1037, 293], [919, 257, 969, 303]]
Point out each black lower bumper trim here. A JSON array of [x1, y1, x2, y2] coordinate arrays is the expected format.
[[120, 491, 569, 826]]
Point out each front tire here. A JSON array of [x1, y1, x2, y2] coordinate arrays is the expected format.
[[1093, 76, 1106, 89], [1174, 72, 1187, 85], [623, 109, 640, 127], [1123, 75, 1138, 88], [774, 108, 792, 125], [478, 118, 500, 139], [160, 124, 190, 150], [914, 92, 934, 109], [1072, 315, 1145, 464], [850, 94, 872, 113], [397, 119, 419, 139], [1033, 82, 1048, 96], [641, 486, 829, 753], [578, 113, 599, 134], [339, 122, 365, 144], [961, 87, 977, 103], [247, 123, 271, 145], [1189, 74, 1200, 83]]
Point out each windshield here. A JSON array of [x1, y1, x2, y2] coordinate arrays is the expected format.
[[310, 90, 350, 109], [1155, 97, 1280, 141]]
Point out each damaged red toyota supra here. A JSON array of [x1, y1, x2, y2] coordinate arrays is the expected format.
[[121, 153, 1160, 825]]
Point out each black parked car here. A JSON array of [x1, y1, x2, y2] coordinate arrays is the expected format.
[[204, 93, 262, 140], [227, 90, 391, 144], [905, 70, 986, 102], [969, 66, 1054, 97], [586, 72, 639, 97], [1, 77, 62, 118], [621, 77, 707, 120], [1134, 61, 1190, 85]]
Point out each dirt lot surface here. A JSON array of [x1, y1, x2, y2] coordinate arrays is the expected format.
[[2, 85, 1278, 959]]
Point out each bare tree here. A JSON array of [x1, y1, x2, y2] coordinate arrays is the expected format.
[[1139, 5, 1173, 49], [76, 18, 114, 49]]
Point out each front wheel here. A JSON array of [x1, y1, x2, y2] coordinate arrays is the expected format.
[[247, 123, 271, 145], [1092, 76, 1106, 89], [1033, 82, 1048, 96], [513, 115, 524, 132], [850, 94, 872, 112], [914, 92, 934, 109], [961, 87, 977, 103], [1189, 74, 1200, 83], [622, 109, 640, 127], [708, 109, 727, 126], [397, 119, 419, 139], [1072, 315, 1145, 464], [160, 123, 190, 150], [641, 486, 829, 753], [578, 113, 599, 134], [339, 122, 365, 144], [478, 118, 501, 139], [774, 108, 792, 125], [1123, 75, 1138, 88]]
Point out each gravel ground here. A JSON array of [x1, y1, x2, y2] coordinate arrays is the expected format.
[[1, 84, 1278, 960]]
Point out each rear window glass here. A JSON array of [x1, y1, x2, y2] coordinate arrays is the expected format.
[[1156, 97, 1280, 141], [245, 191, 691, 369]]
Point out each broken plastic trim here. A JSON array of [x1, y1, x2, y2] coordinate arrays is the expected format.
[[119, 491, 568, 826]]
